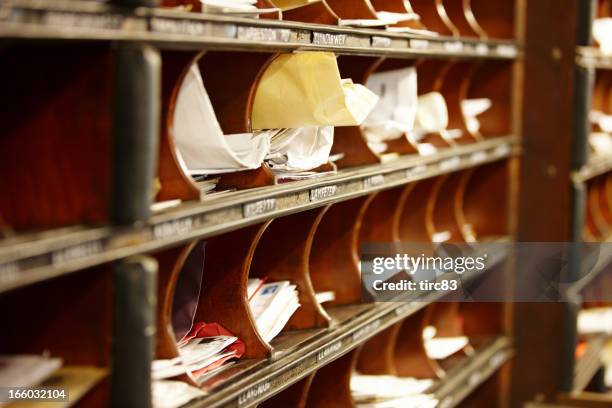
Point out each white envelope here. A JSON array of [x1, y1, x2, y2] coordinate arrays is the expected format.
[[364, 67, 418, 143], [174, 63, 272, 173], [267, 126, 334, 171], [594, 18, 612, 55], [414, 92, 449, 134]]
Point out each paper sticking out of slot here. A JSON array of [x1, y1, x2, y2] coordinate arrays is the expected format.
[[594, 18, 612, 55], [363, 67, 418, 149], [461, 98, 492, 134], [413, 92, 449, 139], [315, 291, 336, 303], [590, 110, 612, 133], [356, 395, 438, 408], [589, 132, 612, 156], [578, 307, 612, 335], [386, 26, 439, 37], [201, 0, 280, 16], [0, 354, 62, 390], [266, 126, 334, 172], [424, 336, 469, 360], [174, 63, 272, 174], [339, 11, 419, 27], [153, 380, 206, 408], [351, 375, 434, 401], [248, 280, 300, 343], [251, 52, 379, 129]]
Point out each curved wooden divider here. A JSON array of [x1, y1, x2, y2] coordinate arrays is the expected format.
[[250, 209, 332, 330], [588, 177, 610, 239], [357, 308, 444, 378], [195, 223, 274, 358], [370, 0, 429, 31], [465, 62, 512, 139], [259, 373, 316, 408], [427, 172, 467, 243], [456, 160, 509, 242], [396, 180, 438, 253], [310, 197, 373, 305], [275, 0, 339, 24], [0, 44, 113, 229], [466, 0, 515, 40], [157, 51, 278, 202], [439, 61, 481, 144], [333, 56, 385, 168], [325, 0, 378, 20], [411, 0, 455, 36], [442, 0, 481, 37], [304, 349, 359, 408], [415, 60, 455, 148]]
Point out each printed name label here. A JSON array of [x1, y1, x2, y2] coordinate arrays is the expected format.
[[490, 351, 506, 368], [444, 41, 464, 53], [51, 241, 103, 265], [410, 39, 429, 49], [313, 32, 347, 46], [150, 17, 215, 36], [243, 199, 277, 218], [493, 144, 511, 157], [0, 262, 19, 283], [363, 175, 384, 189], [237, 26, 291, 42], [469, 371, 482, 386], [352, 320, 381, 342], [405, 164, 427, 178], [238, 382, 271, 405], [153, 218, 193, 239], [496, 44, 518, 58], [439, 157, 461, 171], [310, 185, 337, 202], [476, 43, 489, 55], [317, 341, 342, 362], [42, 11, 123, 30], [372, 36, 392, 48], [470, 151, 488, 164]]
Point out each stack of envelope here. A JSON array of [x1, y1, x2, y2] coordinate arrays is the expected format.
[[248, 278, 300, 342], [351, 374, 437, 408]]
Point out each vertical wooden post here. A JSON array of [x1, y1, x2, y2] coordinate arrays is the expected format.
[[512, 0, 580, 405]]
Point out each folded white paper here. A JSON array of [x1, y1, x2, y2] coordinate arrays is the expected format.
[[414, 92, 449, 134], [174, 63, 272, 173], [590, 110, 612, 133], [461, 98, 492, 134], [589, 132, 612, 156], [266, 126, 334, 172], [351, 374, 433, 400], [153, 380, 206, 408], [578, 307, 612, 335], [424, 336, 469, 360], [201, 0, 279, 15], [249, 281, 300, 342], [594, 18, 612, 55], [363, 67, 418, 143]]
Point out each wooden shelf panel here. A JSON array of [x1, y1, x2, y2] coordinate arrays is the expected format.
[[177, 271, 510, 408], [432, 336, 513, 408], [0, 136, 517, 294], [0, 0, 520, 58]]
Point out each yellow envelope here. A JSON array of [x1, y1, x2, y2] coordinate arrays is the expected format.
[[251, 52, 379, 130]]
